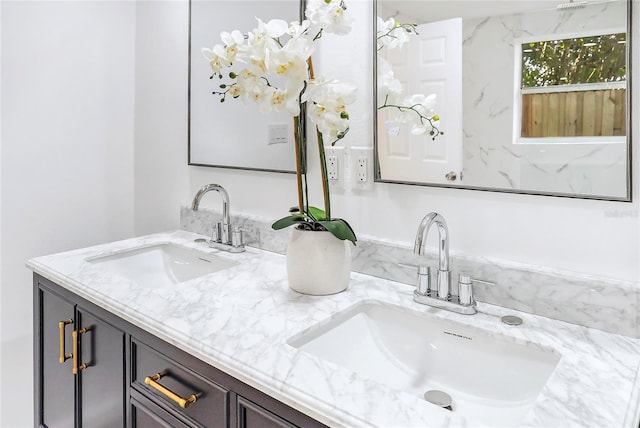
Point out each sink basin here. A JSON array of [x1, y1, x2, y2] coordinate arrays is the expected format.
[[288, 301, 560, 426], [88, 243, 237, 288]]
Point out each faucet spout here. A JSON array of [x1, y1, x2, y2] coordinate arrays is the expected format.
[[191, 184, 230, 226], [414, 212, 451, 300]]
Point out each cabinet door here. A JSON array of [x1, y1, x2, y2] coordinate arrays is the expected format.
[[77, 307, 126, 427], [36, 286, 76, 428]]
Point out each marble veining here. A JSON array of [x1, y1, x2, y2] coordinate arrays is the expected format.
[[181, 207, 640, 339], [27, 230, 640, 427]]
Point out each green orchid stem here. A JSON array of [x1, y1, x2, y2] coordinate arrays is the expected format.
[[293, 116, 304, 213], [316, 129, 331, 221], [306, 56, 332, 222]]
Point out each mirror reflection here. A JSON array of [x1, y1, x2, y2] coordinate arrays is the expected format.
[[189, 1, 303, 173], [374, 0, 630, 200]]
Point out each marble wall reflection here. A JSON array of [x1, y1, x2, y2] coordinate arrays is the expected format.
[[461, 1, 627, 197]]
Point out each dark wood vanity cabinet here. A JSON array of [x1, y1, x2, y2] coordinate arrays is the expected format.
[[34, 274, 327, 428], [34, 281, 125, 428]]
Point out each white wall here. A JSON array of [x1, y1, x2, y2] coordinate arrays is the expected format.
[[135, 0, 639, 283], [1, 1, 136, 426], [134, 0, 189, 235]]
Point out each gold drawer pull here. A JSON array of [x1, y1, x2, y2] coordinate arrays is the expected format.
[[144, 373, 198, 409], [72, 328, 90, 374], [58, 319, 73, 363]]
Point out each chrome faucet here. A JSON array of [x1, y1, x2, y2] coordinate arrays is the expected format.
[[414, 212, 451, 300], [191, 184, 244, 253], [410, 212, 487, 315]]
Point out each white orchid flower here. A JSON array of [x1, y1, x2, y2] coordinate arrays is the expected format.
[[219, 30, 245, 62], [203, 2, 360, 145], [305, 0, 353, 36], [202, 46, 229, 73], [287, 20, 311, 38], [268, 88, 301, 116], [303, 78, 356, 140], [235, 69, 268, 103], [256, 18, 289, 39], [377, 57, 403, 105], [377, 17, 410, 50], [221, 30, 244, 47], [268, 37, 313, 92]]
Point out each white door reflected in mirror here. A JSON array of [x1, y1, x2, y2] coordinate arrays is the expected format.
[[377, 18, 463, 184]]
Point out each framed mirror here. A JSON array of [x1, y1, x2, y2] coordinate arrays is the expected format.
[[189, 0, 305, 173], [374, 0, 632, 201]]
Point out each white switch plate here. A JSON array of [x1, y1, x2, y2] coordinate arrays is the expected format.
[[268, 124, 289, 145]]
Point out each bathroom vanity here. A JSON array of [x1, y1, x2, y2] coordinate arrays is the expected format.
[[29, 230, 640, 427], [35, 274, 323, 427]]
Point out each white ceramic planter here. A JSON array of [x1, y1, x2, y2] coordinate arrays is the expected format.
[[286, 228, 351, 295]]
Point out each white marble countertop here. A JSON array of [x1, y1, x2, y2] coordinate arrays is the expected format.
[[27, 230, 640, 428]]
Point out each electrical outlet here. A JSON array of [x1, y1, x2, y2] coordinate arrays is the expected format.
[[325, 147, 345, 190], [327, 155, 339, 180], [356, 157, 367, 182], [350, 146, 373, 190]]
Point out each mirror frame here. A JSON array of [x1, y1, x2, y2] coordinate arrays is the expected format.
[[373, 0, 633, 201], [187, 0, 307, 174]]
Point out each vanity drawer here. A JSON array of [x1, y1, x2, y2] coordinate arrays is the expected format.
[[131, 389, 192, 428], [131, 339, 230, 428], [236, 396, 296, 428]]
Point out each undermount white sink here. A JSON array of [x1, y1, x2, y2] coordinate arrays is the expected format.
[[88, 243, 238, 288], [288, 301, 560, 426]]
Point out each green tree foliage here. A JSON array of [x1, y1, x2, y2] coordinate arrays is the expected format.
[[521, 33, 626, 87]]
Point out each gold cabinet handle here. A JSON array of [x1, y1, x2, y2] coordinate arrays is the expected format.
[[144, 373, 198, 409], [72, 328, 90, 374], [58, 319, 73, 363]]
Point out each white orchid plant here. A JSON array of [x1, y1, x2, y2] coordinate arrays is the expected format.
[[202, 0, 357, 244], [376, 17, 444, 139]]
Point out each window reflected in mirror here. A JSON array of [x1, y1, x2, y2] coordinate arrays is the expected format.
[[518, 32, 626, 139]]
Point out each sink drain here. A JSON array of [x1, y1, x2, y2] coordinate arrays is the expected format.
[[423, 390, 453, 411], [194, 238, 207, 243]]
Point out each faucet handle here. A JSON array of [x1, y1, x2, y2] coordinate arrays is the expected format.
[[398, 263, 431, 295], [457, 274, 495, 306], [231, 225, 244, 248], [210, 223, 221, 243]]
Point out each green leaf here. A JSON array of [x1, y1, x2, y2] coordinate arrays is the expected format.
[[318, 219, 357, 245], [308, 206, 327, 221], [272, 215, 304, 230]]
